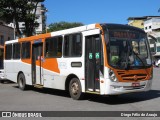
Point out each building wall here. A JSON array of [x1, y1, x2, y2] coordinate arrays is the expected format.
[[144, 18, 160, 32], [0, 24, 14, 69], [35, 3, 43, 34], [0, 24, 14, 45], [128, 20, 144, 29]]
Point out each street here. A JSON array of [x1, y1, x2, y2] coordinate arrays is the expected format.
[[0, 68, 160, 120]]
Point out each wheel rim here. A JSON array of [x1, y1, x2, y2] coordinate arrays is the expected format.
[[19, 77, 24, 88], [71, 82, 79, 95]]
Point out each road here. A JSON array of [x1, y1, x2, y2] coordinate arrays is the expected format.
[[0, 68, 160, 120]]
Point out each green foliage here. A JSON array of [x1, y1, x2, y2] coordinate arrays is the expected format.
[[111, 56, 119, 64], [47, 21, 84, 32], [0, 0, 45, 37]]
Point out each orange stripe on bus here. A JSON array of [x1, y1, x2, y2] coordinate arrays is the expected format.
[[95, 24, 108, 67], [21, 58, 60, 74], [20, 33, 61, 73], [43, 58, 60, 73], [18, 33, 51, 42]]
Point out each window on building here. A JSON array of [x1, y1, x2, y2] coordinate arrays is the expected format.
[[5, 44, 12, 60], [21, 42, 31, 59], [157, 46, 160, 52], [64, 33, 82, 57], [13, 43, 21, 59], [145, 27, 147, 30], [45, 36, 62, 58], [0, 35, 4, 45]]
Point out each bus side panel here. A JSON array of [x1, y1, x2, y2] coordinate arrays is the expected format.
[[43, 58, 85, 91], [17, 61, 32, 85], [4, 60, 17, 83], [4, 60, 32, 85]]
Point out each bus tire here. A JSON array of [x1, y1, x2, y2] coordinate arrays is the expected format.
[[69, 78, 84, 100], [18, 73, 27, 90]]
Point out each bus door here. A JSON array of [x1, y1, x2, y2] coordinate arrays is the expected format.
[[32, 41, 43, 85], [85, 34, 103, 92]]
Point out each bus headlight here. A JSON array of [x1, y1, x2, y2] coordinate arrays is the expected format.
[[109, 69, 118, 82]]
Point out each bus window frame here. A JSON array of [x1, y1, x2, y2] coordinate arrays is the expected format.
[[13, 42, 21, 60], [44, 35, 63, 59], [21, 41, 31, 59], [5, 44, 13, 60], [63, 32, 83, 58]]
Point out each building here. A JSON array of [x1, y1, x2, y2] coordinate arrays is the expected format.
[[128, 16, 160, 30], [7, 2, 47, 37], [35, 3, 47, 34], [0, 24, 14, 69], [144, 17, 160, 33], [128, 16, 160, 65], [128, 17, 146, 29]]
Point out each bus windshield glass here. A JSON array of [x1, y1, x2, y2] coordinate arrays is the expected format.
[[107, 30, 152, 69]]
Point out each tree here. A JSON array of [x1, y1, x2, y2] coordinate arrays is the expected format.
[[47, 21, 84, 32], [0, 0, 45, 37]]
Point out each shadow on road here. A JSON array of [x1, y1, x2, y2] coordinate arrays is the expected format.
[[13, 85, 71, 98], [12, 84, 160, 104], [86, 90, 160, 105]]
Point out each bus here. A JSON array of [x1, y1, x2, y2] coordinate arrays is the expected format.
[[148, 33, 160, 67], [0, 46, 5, 82], [4, 23, 153, 100]]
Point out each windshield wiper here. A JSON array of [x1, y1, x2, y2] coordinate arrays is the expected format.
[[133, 51, 146, 68], [132, 51, 149, 75]]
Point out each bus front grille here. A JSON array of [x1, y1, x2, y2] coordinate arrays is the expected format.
[[117, 71, 147, 81]]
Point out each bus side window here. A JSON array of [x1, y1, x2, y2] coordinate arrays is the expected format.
[[5, 44, 12, 60], [45, 36, 62, 58], [21, 42, 31, 59], [13, 43, 21, 59], [64, 33, 82, 57]]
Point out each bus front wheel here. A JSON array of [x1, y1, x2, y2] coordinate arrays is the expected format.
[[18, 73, 27, 90], [69, 78, 84, 100]]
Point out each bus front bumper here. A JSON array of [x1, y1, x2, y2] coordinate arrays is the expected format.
[[106, 80, 152, 95]]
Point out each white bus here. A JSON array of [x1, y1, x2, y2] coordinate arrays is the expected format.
[[4, 23, 153, 100]]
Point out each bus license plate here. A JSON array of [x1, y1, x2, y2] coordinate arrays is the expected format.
[[132, 82, 140, 87]]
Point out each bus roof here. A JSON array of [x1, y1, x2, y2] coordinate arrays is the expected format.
[[17, 24, 97, 43], [101, 23, 145, 33], [5, 23, 145, 44]]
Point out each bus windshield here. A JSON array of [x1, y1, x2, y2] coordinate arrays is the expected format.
[[107, 30, 152, 69]]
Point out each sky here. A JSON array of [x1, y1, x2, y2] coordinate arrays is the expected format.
[[44, 0, 160, 25]]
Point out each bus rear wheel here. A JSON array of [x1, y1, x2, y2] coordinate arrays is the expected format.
[[18, 73, 27, 90], [69, 78, 84, 100]]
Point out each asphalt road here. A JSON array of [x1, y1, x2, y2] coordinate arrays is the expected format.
[[0, 68, 160, 120]]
